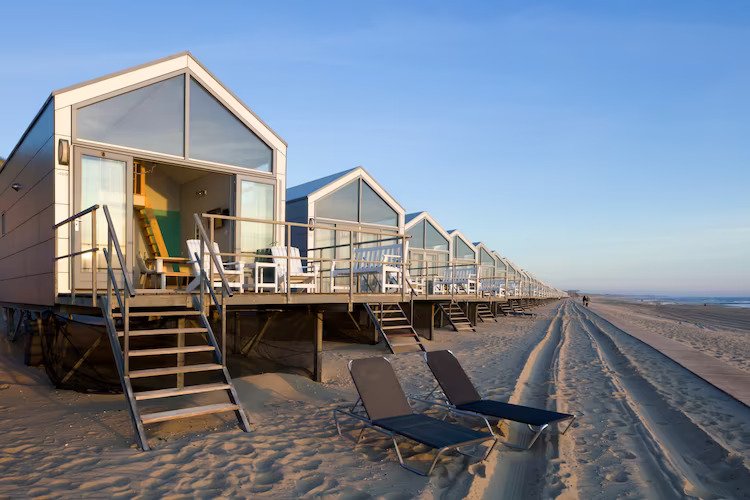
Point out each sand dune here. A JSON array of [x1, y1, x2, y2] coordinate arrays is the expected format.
[[1, 300, 748, 498]]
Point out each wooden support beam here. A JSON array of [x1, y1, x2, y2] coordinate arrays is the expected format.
[[239, 312, 277, 355], [314, 309, 324, 382], [61, 336, 102, 384]]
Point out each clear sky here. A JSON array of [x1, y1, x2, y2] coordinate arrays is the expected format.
[[1, 1, 748, 295]]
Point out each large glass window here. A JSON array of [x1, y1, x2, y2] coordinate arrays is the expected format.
[[189, 78, 272, 171], [314, 178, 398, 227], [454, 237, 475, 260], [407, 220, 425, 249], [239, 180, 274, 256], [424, 221, 448, 251], [76, 76, 185, 156], [361, 182, 398, 226], [315, 179, 359, 221], [480, 248, 495, 265]]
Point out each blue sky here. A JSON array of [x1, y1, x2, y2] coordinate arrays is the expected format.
[[1, 1, 748, 294]]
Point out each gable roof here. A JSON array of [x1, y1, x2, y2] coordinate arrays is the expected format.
[[286, 167, 405, 218], [286, 167, 358, 202], [52, 51, 286, 150], [404, 211, 452, 247]]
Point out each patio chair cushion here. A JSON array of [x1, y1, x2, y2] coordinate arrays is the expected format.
[[456, 400, 572, 427], [373, 414, 491, 449]]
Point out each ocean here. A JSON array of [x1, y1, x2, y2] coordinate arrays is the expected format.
[[623, 296, 750, 309]]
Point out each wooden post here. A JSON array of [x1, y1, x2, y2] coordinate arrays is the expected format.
[[177, 317, 185, 389], [314, 309, 324, 382]]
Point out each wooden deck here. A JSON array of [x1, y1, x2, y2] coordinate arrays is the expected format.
[[55, 290, 532, 310], [591, 304, 750, 408]]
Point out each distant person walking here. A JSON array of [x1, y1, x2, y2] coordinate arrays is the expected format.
[[582, 295, 590, 307]]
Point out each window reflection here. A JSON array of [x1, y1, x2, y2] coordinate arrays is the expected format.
[[190, 78, 272, 171], [77, 76, 184, 156]]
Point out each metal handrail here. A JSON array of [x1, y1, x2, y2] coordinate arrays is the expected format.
[[53, 204, 99, 306], [103, 206, 134, 297], [192, 213, 233, 297]]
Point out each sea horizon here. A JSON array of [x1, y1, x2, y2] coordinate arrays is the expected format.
[[597, 294, 750, 309]]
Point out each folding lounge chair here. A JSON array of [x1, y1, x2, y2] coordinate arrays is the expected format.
[[420, 350, 575, 450], [333, 357, 497, 476]]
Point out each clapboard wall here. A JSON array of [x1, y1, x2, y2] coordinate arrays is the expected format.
[[0, 100, 56, 306]]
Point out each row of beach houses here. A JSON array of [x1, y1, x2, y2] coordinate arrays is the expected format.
[[0, 52, 565, 450]]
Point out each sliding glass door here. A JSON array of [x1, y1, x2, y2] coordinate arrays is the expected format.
[[74, 148, 133, 290]]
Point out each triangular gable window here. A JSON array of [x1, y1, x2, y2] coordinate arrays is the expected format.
[[315, 179, 359, 222], [189, 78, 272, 171], [408, 220, 425, 248], [76, 75, 185, 156], [454, 236, 475, 260], [361, 182, 397, 226], [425, 221, 448, 251]]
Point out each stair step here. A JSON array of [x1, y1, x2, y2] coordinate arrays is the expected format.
[[129, 345, 216, 357], [381, 325, 413, 330], [390, 342, 424, 347], [118, 327, 207, 337], [135, 383, 231, 401], [129, 363, 223, 378], [385, 331, 418, 337], [380, 317, 408, 322], [113, 310, 201, 318], [140, 403, 240, 424]]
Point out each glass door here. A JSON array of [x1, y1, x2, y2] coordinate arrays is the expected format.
[[236, 176, 275, 261], [74, 148, 133, 290]]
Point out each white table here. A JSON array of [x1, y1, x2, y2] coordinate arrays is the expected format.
[[246, 262, 277, 293]]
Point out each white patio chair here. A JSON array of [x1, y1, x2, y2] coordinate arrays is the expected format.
[[185, 239, 244, 293], [270, 246, 317, 293]]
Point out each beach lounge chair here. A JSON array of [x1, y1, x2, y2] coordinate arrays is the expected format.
[[333, 357, 497, 476], [270, 246, 317, 293], [185, 239, 244, 293], [419, 350, 575, 450]]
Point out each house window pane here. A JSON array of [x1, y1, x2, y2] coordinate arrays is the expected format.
[[77, 76, 184, 156], [454, 238, 475, 260], [315, 180, 359, 222], [360, 182, 397, 226], [189, 78, 272, 171], [239, 180, 274, 256], [424, 221, 448, 251], [407, 220, 425, 249], [480, 248, 494, 265]]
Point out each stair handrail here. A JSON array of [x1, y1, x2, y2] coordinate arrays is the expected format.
[[103, 205, 135, 298], [192, 213, 233, 297]]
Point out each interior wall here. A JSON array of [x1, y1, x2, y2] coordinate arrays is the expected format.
[[143, 166, 182, 257], [180, 173, 233, 255]]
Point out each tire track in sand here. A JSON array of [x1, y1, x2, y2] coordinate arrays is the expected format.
[[555, 302, 685, 498], [472, 301, 568, 498], [573, 302, 750, 498]]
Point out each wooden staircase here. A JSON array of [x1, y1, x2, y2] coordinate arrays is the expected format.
[[364, 303, 425, 353], [135, 207, 168, 259], [102, 300, 251, 450], [477, 303, 497, 323], [438, 301, 475, 332], [509, 299, 533, 316]]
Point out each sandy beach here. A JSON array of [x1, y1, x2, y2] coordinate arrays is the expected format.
[[1, 299, 749, 498]]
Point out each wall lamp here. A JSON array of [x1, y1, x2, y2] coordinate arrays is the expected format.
[[11, 183, 22, 192], [195, 189, 207, 198], [58, 139, 70, 166]]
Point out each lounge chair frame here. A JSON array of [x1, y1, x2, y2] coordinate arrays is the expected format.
[[333, 359, 497, 476], [417, 350, 576, 450]]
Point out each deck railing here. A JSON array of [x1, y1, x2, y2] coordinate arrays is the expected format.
[[54, 204, 100, 306]]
